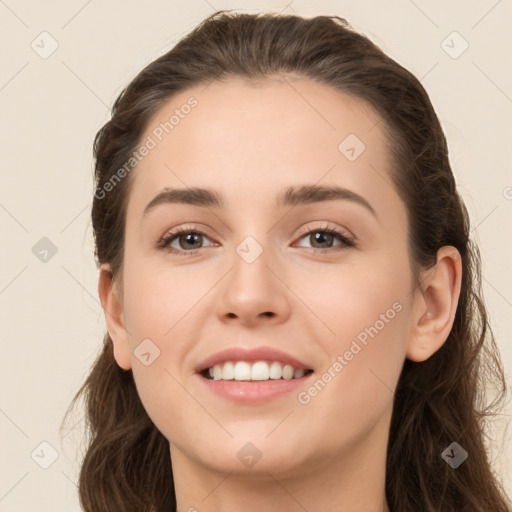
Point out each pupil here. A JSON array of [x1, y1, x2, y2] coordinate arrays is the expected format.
[[313, 232, 333, 248], [182, 233, 201, 249]]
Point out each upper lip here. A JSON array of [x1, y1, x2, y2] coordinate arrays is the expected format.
[[195, 346, 313, 373]]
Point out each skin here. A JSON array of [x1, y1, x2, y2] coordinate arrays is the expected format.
[[99, 76, 462, 512]]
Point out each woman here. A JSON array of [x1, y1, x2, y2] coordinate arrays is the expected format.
[[62, 10, 512, 512]]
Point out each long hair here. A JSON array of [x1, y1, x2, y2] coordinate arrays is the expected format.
[[61, 11, 512, 512]]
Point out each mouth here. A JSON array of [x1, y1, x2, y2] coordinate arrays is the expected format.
[[195, 346, 314, 402], [199, 360, 314, 381]]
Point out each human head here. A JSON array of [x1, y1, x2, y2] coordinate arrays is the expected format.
[[65, 11, 510, 512]]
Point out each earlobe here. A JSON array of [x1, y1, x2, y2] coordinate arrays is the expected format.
[[98, 263, 132, 370], [406, 246, 462, 362]]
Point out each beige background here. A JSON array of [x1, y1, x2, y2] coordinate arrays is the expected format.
[[0, 1, 511, 510]]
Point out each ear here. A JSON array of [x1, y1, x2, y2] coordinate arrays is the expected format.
[[406, 246, 462, 362], [98, 263, 132, 370]]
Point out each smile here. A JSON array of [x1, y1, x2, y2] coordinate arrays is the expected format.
[[202, 360, 314, 381]]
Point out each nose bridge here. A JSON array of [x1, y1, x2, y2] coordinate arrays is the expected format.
[[215, 230, 290, 325], [230, 232, 275, 302]]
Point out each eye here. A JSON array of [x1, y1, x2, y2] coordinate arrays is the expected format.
[[294, 226, 355, 252], [156, 224, 356, 256], [156, 227, 216, 255]]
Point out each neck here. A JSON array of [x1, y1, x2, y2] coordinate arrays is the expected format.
[[171, 411, 391, 512]]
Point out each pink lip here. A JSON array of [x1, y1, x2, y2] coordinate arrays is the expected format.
[[195, 346, 312, 373], [198, 373, 314, 403]]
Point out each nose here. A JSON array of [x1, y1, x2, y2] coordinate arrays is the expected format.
[[215, 244, 291, 327]]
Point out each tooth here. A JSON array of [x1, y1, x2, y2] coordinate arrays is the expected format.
[[282, 364, 294, 380], [234, 361, 252, 381], [293, 368, 305, 379], [207, 361, 310, 381], [269, 361, 283, 379], [251, 361, 270, 380], [222, 361, 235, 380], [213, 365, 222, 380]]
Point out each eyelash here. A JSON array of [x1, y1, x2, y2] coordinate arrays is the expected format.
[[156, 224, 356, 256]]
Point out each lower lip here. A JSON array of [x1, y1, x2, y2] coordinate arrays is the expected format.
[[198, 373, 314, 403]]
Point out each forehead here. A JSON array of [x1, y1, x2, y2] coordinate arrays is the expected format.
[[126, 76, 395, 215]]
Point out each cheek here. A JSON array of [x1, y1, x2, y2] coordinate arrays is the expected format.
[[121, 270, 200, 442], [130, 361, 204, 454], [291, 253, 411, 423], [122, 260, 212, 344], [292, 248, 411, 352], [120, 259, 221, 437]]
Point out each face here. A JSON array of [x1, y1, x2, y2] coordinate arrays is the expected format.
[[106, 76, 419, 478]]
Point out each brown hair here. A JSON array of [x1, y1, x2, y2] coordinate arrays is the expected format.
[[61, 10, 511, 512]]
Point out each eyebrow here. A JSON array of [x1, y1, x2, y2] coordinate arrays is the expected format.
[[143, 184, 377, 219]]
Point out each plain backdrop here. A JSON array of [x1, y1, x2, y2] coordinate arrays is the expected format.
[[0, 1, 511, 510]]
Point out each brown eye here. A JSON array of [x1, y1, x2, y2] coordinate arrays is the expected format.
[[174, 232, 204, 250], [295, 228, 354, 251], [157, 228, 216, 255]]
